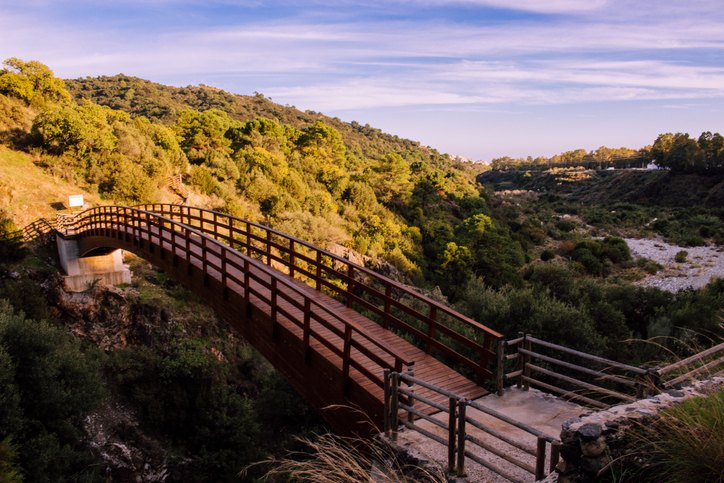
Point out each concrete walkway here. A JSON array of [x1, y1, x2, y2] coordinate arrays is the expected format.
[[395, 387, 588, 482]]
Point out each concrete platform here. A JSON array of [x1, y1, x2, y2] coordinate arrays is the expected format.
[[394, 387, 589, 482]]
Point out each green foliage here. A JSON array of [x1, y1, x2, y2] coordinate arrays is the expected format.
[[674, 250, 688, 263], [0, 210, 26, 262], [0, 300, 104, 482], [109, 341, 263, 479], [0, 58, 70, 107]]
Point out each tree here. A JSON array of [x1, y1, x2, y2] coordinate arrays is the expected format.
[[0, 58, 70, 106]]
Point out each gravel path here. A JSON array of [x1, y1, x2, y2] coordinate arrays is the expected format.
[[625, 238, 723, 292]]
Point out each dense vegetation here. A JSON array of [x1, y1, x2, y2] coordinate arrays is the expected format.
[[1, 58, 722, 480]]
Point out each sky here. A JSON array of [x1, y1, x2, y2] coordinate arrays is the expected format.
[[1, 0, 723, 161]]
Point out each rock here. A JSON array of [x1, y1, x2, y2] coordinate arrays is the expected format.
[[580, 436, 607, 457], [576, 423, 602, 441]]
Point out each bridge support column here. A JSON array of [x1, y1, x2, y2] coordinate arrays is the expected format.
[[56, 235, 132, 292]]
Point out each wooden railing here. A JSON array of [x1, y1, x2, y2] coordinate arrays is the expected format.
[[138, 204, 503, 383], [384, 370, 560, 482], [69, 205, 414, 393], [499, 335, 651, 409], [22, 218, 55, 242], [656, 342, 724, 388]]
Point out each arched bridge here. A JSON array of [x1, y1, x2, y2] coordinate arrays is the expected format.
[[62, 204, 503, 434]]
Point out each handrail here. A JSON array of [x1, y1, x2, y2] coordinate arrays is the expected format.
[[385, 370, 560, 480], [502, 334, 650, 407], [69, 205, 414, 390], [137, 203, 503, 382]]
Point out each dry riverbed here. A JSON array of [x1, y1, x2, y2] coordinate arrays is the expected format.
[[625, 238, 723, 292]]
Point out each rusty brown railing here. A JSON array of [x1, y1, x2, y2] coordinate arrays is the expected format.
[[138, 204, 503, 383], [70, 205, 413, 393]]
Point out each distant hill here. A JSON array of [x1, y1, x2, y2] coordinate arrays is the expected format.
[[65, 75, 446, 163], [479, 168, 724, 208]]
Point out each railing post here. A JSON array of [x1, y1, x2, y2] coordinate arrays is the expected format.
[[289, 239, 295, 278], [315, 251, 322, 290], [456, 399, 466, 477], [497, 339, 505, 396], [447, 396, 457, 474], [383, 285, 392, 329], [383, 369, 391, 437], [406, 364, 415, 424], [390, 372, 399, 442], [271, 278, 278, 337], [243, 259, 251, 317], [246, 222, 251, 257], [536, 437, 547, 481], [221, 247, 228, 300], [426, 305, 436, 354], [201, 236, 208, 286], [517, 332, 524, 389], [523, 333, 532, 391], [303, 298, 311, 363], [346, 265, 354, 307], [266, 230, 271, 265], [550, 441, 561, 475], [342, 325, 352, 396]]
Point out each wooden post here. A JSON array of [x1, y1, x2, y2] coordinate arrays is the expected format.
[[266, 230, 271, 265], [315, 251, 322, 290], [426, 305, 437, 354], [391, 372, 399, 441], [496, 339, 505, 396], [347, 265, 354, 307], [342, 325, 352, 396], [246, 222, 251, 256], [271, 278, 278, 337], [406, 365, 415, 424], [303, 299, 311, 364], [517, 332, 524, 389], [383, 285, 392, 329], [550, 441, 561, 475], [456, 400, 466, 476], [447, 397, 457, 474], [289, 239, 295, 278], [523, 334, 532, 391], [536, 437, 547, 481], [383, 369, 391, 437]]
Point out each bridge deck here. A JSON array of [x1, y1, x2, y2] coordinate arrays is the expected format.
[[196, 234, 487, 414], [74, 212, 489, 432]]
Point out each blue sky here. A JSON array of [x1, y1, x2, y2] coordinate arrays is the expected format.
[[1, 0, 723, 161]]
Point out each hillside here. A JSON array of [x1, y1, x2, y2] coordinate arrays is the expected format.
[[479, 168, 724, 208], [65, 75, 450, 164]]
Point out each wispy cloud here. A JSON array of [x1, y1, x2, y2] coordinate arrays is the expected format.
[[0, 0, 723, 158]]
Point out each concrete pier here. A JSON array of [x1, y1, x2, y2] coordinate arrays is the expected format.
[[56, 234, 131, 292]]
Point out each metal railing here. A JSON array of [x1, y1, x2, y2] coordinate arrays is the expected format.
[[138, 203, 503, 384], [384, 370, 560, 482]]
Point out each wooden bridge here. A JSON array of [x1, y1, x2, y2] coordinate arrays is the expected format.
[[61, 204, 503, 435]]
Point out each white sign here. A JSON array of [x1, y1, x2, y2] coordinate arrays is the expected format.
[[68, 195, 84, 208]]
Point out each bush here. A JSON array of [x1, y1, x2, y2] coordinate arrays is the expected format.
[[540, 249, 555, 261], [0, 300, 104, 481], [674, 250, 688, 263]]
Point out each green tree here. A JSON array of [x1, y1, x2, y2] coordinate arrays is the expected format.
[[0, 58, 70, 106]]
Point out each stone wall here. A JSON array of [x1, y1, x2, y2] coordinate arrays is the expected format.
[[554, 377, 723, 482]]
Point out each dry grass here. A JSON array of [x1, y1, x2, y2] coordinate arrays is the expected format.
[[626, 389, 724, 483], [243, 431, 447, 483]]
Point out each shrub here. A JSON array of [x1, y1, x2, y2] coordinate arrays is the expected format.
[[540, 249, 555, 261], [674, 250, 688, 263]]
